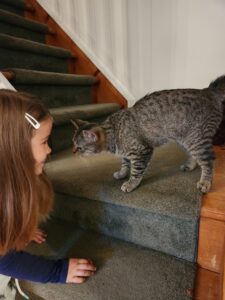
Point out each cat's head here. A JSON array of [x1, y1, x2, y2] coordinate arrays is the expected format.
[[71, 119, 106, 155]]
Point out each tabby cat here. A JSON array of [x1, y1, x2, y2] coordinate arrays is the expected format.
[[72, 75, 225, 193]]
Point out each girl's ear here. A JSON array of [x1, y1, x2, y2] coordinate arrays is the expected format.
[[70, 119, 89, 130], [82, 130, 98, 143]]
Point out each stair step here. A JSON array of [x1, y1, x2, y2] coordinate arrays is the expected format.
[[46, 143, 201, 262], [0, 8, 48, 43], [51, 103, 121, 125], [50, 103, 121, 152], [0, 0, 27, 16], [0, 33, 72, 73], [3, 68, 97, 108], [20, 217, 196, 300]]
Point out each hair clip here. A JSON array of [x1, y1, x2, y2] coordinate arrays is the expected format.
[[25, 113, 40, 129]]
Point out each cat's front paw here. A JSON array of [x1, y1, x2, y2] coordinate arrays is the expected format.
[[121, 182, 135, 192], [121, 178, 141, 192], [197, 180, 211, 193]]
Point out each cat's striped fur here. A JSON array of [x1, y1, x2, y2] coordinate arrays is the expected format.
[[72, 75, 225, 193]]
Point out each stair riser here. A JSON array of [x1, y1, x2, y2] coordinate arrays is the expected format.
[[13, 84, 94, 108], [0, 49, 69, 73], [0, 22, 46, 43], [53, 192, 198, 262]]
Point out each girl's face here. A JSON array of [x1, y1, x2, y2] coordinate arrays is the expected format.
[[31, 117, 53, 175]]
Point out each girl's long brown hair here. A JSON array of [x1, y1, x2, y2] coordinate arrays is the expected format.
[[0, 89, 53, 255]]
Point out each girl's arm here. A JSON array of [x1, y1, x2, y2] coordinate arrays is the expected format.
[[0, 251, 68, 283], [0, 251, 96, 284]]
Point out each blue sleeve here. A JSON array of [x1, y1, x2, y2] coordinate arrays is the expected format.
[[0, 251, 69, 283]]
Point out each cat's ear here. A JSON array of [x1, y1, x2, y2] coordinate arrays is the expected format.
[[82, 130, 98, 143], [70, 119, 88, 130]]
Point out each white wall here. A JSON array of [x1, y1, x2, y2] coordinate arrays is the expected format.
[[37, 0, 225, 106]]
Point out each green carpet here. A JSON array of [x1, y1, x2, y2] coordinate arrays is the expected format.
[[46, 142, 201, 262], [0, 8, 47, 42], [19, 217, 196, 300]]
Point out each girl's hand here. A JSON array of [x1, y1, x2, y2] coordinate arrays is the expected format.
[[66, 258, 96, 283], [31, 229, 47, 244]]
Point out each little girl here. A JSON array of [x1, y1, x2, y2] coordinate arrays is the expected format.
[[0, 89, 96, 296]]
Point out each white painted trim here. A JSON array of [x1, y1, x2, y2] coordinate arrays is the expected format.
[[0, 73, 16, 90]]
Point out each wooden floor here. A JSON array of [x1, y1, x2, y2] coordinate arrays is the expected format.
[[194, 146, 225, 300]]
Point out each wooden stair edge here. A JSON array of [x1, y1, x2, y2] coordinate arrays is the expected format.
[[196, 146, 225, 299], [25, 0, 127, 109], [201, 146, 225, 221], [47, 28, 56, 36], [1, 71, 14, 81], [223, 257, 225, 300], [194, 266, 222, 300], [25, 3, 35, 13]]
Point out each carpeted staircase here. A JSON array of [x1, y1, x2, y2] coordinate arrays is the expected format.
[[0, 1, 202, 299]]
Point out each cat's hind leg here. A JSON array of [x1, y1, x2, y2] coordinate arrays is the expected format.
[[113, 157, 130, 179], [184, 142, 215, 193], [196, 160, 214, 193]]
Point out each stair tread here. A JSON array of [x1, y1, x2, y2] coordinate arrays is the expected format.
[[46, 142, 201, 219], [3, 68, 97, 85], [50, 103, 121, 125], [0, 33, 72, 58], [1, 0, 26, 10], [0, 8, 48, 33], [20, 217, 195, 300]]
